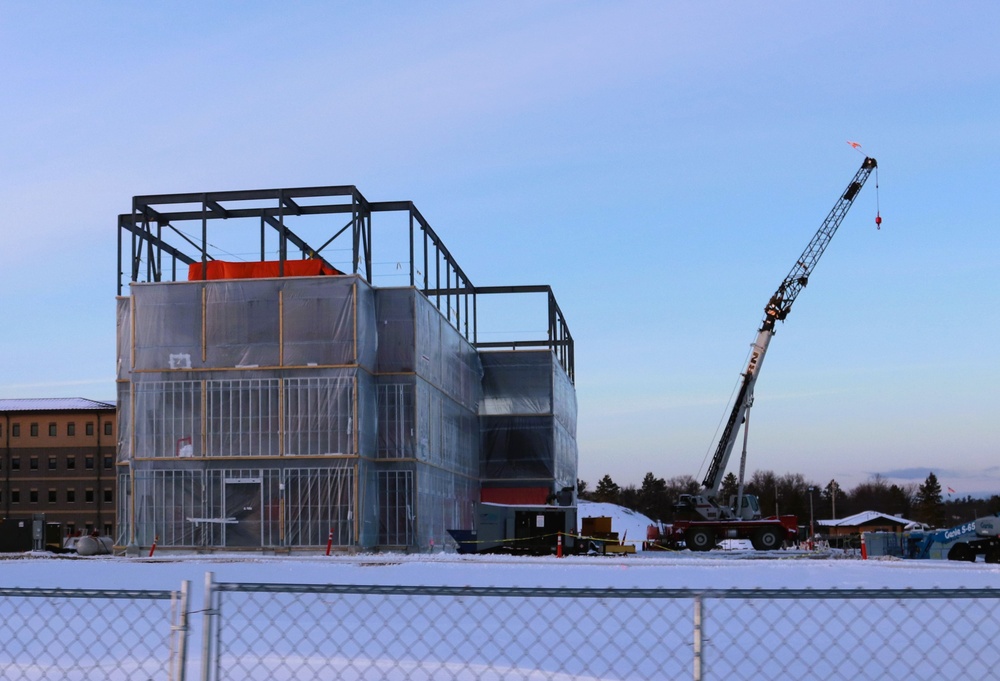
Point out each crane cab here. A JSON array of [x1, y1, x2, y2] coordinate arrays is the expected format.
[[729, 494, 763, 521]]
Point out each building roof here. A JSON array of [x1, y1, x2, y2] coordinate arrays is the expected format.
[[817, 510, 916, 528], [0, 398, 116, 413]]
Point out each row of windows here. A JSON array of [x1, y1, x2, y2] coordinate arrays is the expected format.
[[0, 488, 113, 503], [0, 421, 114, 438], [0, 455, 114, 471]]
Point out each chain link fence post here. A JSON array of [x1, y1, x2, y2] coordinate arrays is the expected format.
[[693, 593, 704, 681], [172, 580, 191, 681], [201, 571, 217, 681]]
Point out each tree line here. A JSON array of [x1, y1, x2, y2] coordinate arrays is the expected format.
[[578, 470, 1000, 529]]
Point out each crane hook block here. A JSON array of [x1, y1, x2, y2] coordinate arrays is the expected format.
[[875, 213, 882, 230]]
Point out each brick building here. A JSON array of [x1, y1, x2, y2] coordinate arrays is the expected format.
[[1, 398, 118, 537]]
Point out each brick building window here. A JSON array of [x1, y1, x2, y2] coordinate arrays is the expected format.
[[67, 456, 76, 470], [104, 422, 113, 436], [85, 489, 95, 503], [11, 490, 19, 503], [11, 457, 20, 470], [48, 489, 57, 503], [66, 489, 76, 503], [103, 489, 113, 503], [30, 423, 38, 437], [85, 456, 94, 470], [48, 457, 57, 470], [11, 423, 20, 437], [86, 423, 94, 436], [29, 490, 39, 503], [68, 422, 76, 436], [48, 423, 57, 436], [103, 456, 113, 469], [29, 457, 38, 470]]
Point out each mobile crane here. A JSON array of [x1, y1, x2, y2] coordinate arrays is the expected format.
[[650, 156, 879, 552]]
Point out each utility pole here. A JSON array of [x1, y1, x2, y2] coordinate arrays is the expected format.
[[808, 487, 816, 550]]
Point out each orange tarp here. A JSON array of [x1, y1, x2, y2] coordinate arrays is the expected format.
[[187, 260, 343, 281]]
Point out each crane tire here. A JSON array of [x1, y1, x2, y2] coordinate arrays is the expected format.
[[752, 527, 782, 551], [685, 528, 715, 552]]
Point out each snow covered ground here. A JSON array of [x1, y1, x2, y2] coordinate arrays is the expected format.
[[3, 501, 999, 680], [2, 501, 998, 592]]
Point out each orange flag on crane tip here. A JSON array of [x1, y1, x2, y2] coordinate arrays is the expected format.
[[847, 140, 862, 150]]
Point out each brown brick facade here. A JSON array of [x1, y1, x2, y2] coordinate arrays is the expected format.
[[1, 403, 117, 538]]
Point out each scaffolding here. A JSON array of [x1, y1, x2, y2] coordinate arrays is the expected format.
[[116, 185, 576, 552]]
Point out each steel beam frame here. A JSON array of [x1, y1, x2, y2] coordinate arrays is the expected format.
[[118, 185, 573, 381]]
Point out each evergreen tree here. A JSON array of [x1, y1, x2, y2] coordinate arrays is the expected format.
[[593, 474, 621, 504], [638, 472, 669, 520], [719, 472, 740, 503], [915, 472, 945, 527], [576, 479, 590, 500], [618, 484, 640, 512]]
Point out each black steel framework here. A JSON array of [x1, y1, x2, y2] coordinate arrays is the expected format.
[[118, 185, 573, 381]]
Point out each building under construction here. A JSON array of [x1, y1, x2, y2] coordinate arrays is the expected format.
[[116, 186, 576, 552]]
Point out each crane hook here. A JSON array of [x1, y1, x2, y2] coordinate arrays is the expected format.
[[875, 212, 882, 230]]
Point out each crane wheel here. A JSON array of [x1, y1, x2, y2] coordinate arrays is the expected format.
[[685, 528, 715, 552], [752, 527, 782, 551]]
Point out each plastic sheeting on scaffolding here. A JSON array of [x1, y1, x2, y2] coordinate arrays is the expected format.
[[117, 276, 490, 551], [479, 351, 578, 503]]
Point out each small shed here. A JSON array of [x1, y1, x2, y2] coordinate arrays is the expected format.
[[817, 510, 917, 538]]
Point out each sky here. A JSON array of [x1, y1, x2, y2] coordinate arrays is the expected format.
[[1, 3, 998, 496]]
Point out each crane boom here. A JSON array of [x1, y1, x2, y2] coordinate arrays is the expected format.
[[700, 156, 878, 499]]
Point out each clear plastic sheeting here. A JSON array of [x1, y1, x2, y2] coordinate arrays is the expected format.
[[128, 372, 365, 459], [133, 282, 205, 371], [479, 350, 578, 493], [376, 288, 482, 411], [118, 276, 570, 551], [414, 377, 479, 478], [129, 275, 374, 373], [116, 296, 131, 380], [116, 382, 131, 464], [362, 461, 477, 550], [124, 465, 355, 549]]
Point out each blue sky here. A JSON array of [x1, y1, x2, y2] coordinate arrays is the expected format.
[[2, 3, 997, 495]]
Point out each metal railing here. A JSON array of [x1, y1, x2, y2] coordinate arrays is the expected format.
[[4, 575, 1000, 680]]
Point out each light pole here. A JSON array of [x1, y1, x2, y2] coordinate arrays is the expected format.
[[808, 487, 816, 550]]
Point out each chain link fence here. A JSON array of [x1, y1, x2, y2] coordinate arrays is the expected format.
[[3, 575, 999, 680], [0, 583, 190, 680]]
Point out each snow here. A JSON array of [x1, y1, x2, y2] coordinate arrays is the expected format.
[[1, 502, 998, 592], [3, 502, 1000, 680]]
